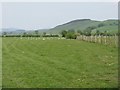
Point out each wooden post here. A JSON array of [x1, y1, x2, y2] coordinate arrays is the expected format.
[[86, 36, 87, 41], [85, 36, 86, 41], [101, 35, 103, 44], [99, 34, 101, 43], [83, 35, 85, 41], [106, 35, 108, 45], [95, 35, 97, 43], [104, 35, 107, 45], [109, 36, 112, 45], [81, 35, 82, 40], [115, 34, 117, 47], [84, 35, 86, 41], [82, 35, 83, 40], [90, 35, 91, 42]]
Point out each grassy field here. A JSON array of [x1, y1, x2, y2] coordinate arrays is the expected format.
[[0, 38, 2, 89], [2, 37, 118, 88]]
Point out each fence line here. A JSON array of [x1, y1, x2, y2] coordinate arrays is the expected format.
[[77, 35, 118, 47]]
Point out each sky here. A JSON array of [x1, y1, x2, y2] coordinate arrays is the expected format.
[[1, 2, 118, 30]]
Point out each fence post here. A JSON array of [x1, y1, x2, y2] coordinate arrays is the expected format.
[[83, 35, 85, 41], [95, 35, 97, 43], [115, 34, 117, 47], [90, 35, 92, 42], [109, 36, 112, 45], [101, 35, 103, 44], [81, 35, 83, 40], [86, 36, 88, 42], [99, 34, 101, 43], [105, 35, 107, 45], [106, 35, 108, 45]]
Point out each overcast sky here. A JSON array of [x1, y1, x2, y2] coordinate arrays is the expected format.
[[2, 2, 118, 30]]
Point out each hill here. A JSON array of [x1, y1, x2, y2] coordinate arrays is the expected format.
[[2, 28, 26, 35], [47, 19, 118, 34], [2, 19, 118, 35]]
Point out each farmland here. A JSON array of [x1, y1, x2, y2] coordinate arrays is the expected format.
[[0, 38, 2, 89], [2, 37, 118, 88]]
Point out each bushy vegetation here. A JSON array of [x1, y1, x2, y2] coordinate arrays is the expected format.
[[61, 29, 77, 39]]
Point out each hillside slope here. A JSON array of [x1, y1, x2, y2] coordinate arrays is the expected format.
[[48, 19, 118, 34]]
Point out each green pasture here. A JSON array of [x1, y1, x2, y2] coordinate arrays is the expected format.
[[2, 37, 118, 88]]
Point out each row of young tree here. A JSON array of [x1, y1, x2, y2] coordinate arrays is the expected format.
[[1, 31, 59, 37]]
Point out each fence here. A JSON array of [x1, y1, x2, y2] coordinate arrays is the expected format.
[[77, 35, 118, 47]]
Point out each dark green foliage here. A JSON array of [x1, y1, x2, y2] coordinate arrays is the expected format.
[[67, 29, 77, 39], [1, 34, 60, 37], [2, 34, 41, 37], [43, 34, 59, 37], [3, 32, 7, 35], [61, 29, 77, 39], [68, 29, 75, 33], [77, 30, 83, 35], [43, 32, 46, 36], [2, 35, 21, 37], [35, 30, 39, 35], [95, 30, 100, 35], [94, 30, 116, 36], [83, 26, 97, 36], [66, 32, 77, 39], [61, 30, 67, 37], [98, 23, 105, 27], [22, 34, 41, 37], [83, 29, 92, 36], [2, 32, 7, 37]]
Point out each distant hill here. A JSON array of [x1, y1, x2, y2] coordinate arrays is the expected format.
[[1, 19, 118, 35], [48, 19, 118, 34], [25, 29, 49, 35], [92, 20, 118, 34], [1, 28, 49, 35], [2, 28, 26, 35]]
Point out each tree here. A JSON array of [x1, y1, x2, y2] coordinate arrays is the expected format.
[[98, 23, 105, 27], [35, 30, 39, 35], [43, 32, 46, 36], [103, 31, 107, 36], [83, 29, 92, 36], [68, 29, 75, 33], [3, 32, 7, 37], [84, 26, 96, 36], [96, 30, 100, 35], [61, 30, 67, 37], [77, 30, 83, 35], [66, 29, 77, 39], [66, 32, 77, 39], [23, 32, 27, 36]]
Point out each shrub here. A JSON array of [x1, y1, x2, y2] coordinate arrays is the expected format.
[[66, 32, 77, 39], [61, 30, 67, 37]]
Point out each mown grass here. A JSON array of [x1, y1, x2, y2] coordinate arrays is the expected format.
[[2, 37, 118, 88], [0, 38, 2, 89]]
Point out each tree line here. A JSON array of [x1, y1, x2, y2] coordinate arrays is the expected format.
[[1, 31, 59, 37], [1, 25, 119, 39]]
